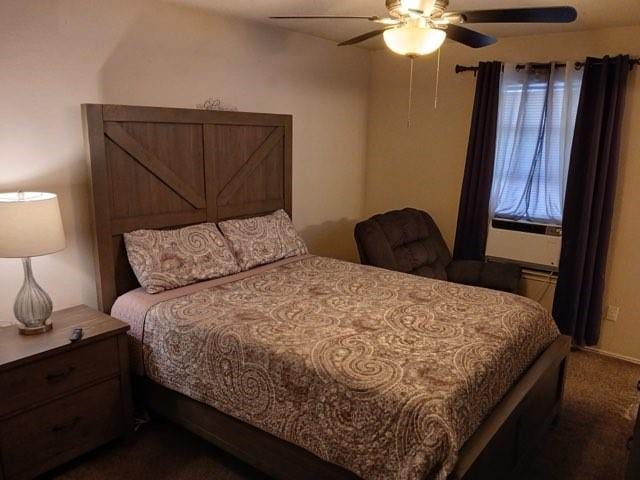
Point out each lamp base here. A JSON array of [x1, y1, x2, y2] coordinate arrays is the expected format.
[[19, 323, 53, 336], [14, 257, 54, 336]]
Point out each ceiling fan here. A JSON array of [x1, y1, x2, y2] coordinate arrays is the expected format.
[[271, 0, 578, 57]]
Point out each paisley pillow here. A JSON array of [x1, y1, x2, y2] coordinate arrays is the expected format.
[[124, 223, 240, 294], [218, 210, 308, 271]]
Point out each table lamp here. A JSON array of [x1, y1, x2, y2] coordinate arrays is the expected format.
[[0, 192, 66, 335]]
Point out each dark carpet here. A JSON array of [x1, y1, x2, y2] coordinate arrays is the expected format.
[[46, 350, 639, 480]]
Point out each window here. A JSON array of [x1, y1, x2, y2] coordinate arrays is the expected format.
[[490, 64, 583, 225]]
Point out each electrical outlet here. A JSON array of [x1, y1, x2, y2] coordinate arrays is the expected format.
[[606, 305, 620, 322]]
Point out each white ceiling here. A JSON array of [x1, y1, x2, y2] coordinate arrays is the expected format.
[[170, 0, 640, 49]]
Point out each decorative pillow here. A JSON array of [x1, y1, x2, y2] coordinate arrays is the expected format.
[[218, 209, 309, 271], [124, 223, 241, 294]]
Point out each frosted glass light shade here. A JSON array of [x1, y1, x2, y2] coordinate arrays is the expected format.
[[383, 25, 446, 56], [0, 192, 66, 258]]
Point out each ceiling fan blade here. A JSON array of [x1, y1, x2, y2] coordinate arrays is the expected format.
[[446, 25, 497, 48], [338, 28, 393, 47], [270, 15, 380, 21], [457, 7, 577, 24]]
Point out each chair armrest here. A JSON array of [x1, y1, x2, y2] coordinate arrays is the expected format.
[[447, 260, 522, 293]]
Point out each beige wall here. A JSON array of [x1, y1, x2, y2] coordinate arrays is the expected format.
[[366, 25, 640, 360], [0, 0, 370, 324]]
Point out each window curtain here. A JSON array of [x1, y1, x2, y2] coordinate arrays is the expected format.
[[453, 61, 502, 261], [553, 55, 631, 345], [490, 63, 582, 224]]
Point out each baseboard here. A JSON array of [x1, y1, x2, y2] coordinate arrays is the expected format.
[[577, 346, 640, 365]]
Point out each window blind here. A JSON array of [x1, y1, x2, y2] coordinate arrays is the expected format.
[[490, 64, 583, 225]]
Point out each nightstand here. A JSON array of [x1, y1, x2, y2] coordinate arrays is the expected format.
[[0, 305, 132, 480]]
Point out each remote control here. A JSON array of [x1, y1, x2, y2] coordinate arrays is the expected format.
[[69, 327, 83, 343]]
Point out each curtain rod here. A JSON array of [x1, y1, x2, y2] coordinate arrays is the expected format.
[[455, 58, 640, 75]]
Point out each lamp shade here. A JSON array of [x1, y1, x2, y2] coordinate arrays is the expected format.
[[383, 25, 446, 56], [0, 192, 66, 258]]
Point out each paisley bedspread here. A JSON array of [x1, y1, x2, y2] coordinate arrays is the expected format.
[[114, 255, 559, 480]]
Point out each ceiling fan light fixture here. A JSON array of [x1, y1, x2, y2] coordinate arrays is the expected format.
[[383, 25, 446, 56]]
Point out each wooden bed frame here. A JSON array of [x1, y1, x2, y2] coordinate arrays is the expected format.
[[83, 103, 571, 480]]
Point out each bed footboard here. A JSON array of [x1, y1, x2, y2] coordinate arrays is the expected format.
[[451, 334, 571, 480]]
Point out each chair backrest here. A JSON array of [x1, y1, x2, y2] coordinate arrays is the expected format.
[[354, 208, 452, 280]]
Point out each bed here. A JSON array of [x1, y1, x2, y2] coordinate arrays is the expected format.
[[83, 103, 571, 480]]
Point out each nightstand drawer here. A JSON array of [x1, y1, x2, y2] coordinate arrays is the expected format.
[[0, 338, 120, 417], [0, 377, 124, 480]]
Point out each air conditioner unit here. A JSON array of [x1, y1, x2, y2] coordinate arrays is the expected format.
[[485, 218, 562, 271]]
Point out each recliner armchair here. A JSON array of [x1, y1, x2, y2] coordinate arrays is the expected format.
[[354, 208, 521, 293]]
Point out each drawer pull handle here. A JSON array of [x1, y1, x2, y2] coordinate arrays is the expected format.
[[628, 436, 635, 451], [51, 416, 81, 433], [45, 366, 75, 381]]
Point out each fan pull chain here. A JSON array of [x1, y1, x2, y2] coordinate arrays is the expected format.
[[407, 56, 415, 128], [434, 47, 441, 109]]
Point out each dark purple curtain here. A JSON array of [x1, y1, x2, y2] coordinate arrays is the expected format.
[[553, 55, 631, 345], [453, 61, 502, 261]]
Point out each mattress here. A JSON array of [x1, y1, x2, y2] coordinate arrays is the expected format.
[[112, 255, 559, 480]]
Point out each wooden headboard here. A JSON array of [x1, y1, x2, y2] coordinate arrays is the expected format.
[[83, 104, 292, 313]]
